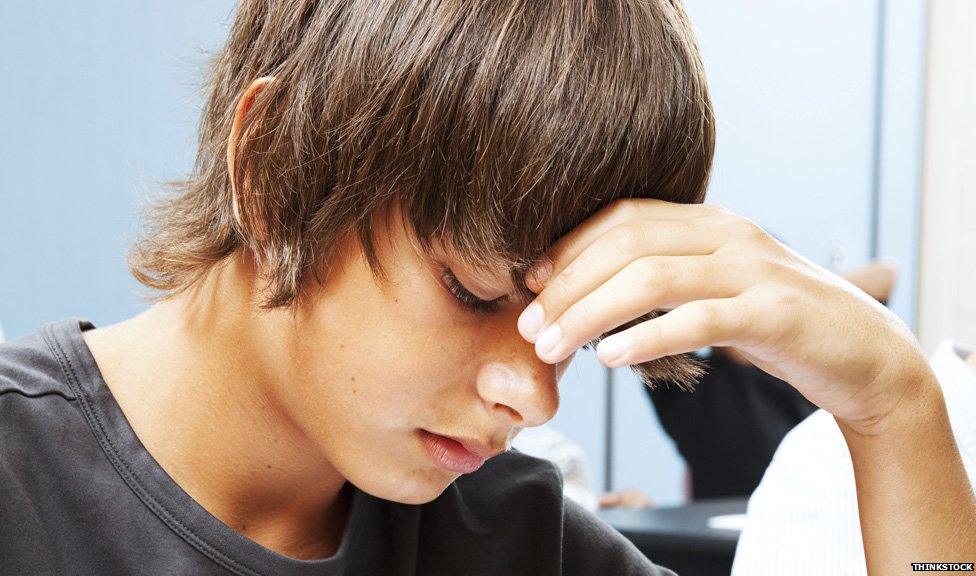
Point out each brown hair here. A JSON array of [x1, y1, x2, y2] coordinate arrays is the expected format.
[[130, 0, 714, 385]]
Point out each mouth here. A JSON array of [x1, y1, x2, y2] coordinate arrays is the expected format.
[[417, 429, 503, 474]]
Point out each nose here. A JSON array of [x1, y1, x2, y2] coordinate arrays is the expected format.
[[475, 357, 560, 428]]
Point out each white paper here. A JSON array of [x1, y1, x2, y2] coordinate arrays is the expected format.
[[707, 513, 746, 531]]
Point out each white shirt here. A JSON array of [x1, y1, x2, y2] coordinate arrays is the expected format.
[[731, 340, 976, 576]]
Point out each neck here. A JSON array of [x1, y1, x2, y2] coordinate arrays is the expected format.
[[83, 258, 349, 559]]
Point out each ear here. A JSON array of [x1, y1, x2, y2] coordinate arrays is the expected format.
[[227, 76, 276, 241]]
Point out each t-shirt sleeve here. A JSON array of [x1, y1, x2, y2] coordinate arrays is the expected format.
[[562, 497, 678, 576]]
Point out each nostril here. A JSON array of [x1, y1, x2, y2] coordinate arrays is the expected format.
[[494, 403, 522, 424]]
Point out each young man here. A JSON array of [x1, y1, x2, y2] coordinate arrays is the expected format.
[[0, 2, 972, 576]]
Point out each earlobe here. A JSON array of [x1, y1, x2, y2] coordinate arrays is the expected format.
[[227, 76, 276, 240]]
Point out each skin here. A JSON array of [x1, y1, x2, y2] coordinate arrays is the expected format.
[[721, 258, 898, 367], [599, 488, 655, 509], [517, 199, 976, 572], [84, 217, 571, 559]]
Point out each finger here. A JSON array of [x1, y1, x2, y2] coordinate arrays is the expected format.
[[519, 219, 725, 342], [594, 297, 761, 368], [525, 199, 730, 292], [518, 217, 732, 342], [532, 255, 748, 363]]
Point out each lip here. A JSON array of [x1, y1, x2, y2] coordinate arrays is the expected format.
[[418, 430, 501, 474]]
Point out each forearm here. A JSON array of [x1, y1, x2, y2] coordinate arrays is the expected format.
[[838, 371, 976, 573]]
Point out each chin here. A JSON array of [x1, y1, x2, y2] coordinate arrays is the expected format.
[[352, 465, 458, 505]]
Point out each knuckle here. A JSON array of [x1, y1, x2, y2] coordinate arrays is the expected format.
[[608, 198, 641, 221], [751, 251, 783, 277], [645, 316, 666, 347], [560, 301, 595, 340], [719, 249, 754, 273], [704, 204, 732, 216], [556, 260, 578, 285], [713, 212, 744, 236], [607, 223, 643, 255], [737, 217, 771, 243], [719, 239, 784, 279], [695, 301, 735, 334], [772, 287, 803, 310], [692, 302, 721, 331], [632, 257, 672, 293], [719, 212, 768, 242], [547, 272, 575, 304]]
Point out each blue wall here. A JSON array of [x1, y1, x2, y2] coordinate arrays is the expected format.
[[0, 1, 236, 339]]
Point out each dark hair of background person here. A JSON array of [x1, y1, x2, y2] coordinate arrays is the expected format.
[[646, 349, 817, 500]]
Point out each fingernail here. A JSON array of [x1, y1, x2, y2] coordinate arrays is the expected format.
[[518, 302, 545, 340], [597, 338, 628, 367], [535, 324, 562, 361]]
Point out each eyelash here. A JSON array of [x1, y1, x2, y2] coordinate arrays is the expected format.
[[441, 268, 606, 353], [441, 269, 502, 314]]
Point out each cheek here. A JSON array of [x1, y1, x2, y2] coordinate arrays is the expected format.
[[285, 249, 509, 432], [305, 291, 481, 415]]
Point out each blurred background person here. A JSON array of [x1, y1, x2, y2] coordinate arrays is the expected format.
[[513, 425, 656, 511], [512, 425, 600, 512]]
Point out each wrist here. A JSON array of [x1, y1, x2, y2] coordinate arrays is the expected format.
[[836, 356, 943, 441]]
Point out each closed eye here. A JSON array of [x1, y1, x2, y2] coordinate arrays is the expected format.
[[441, 269, 503, 314]]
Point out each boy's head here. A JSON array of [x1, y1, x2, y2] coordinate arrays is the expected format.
[[132, 0, 713, 307], [131, 0, 714, 502]]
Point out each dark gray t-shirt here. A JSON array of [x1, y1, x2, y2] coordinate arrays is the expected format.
[[0, 319, 676, 576]]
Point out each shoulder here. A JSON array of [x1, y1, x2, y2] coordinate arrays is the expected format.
[[0, 322, 93, 487], [0, 323, 76, 402], [0, 320, 83, 451]]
